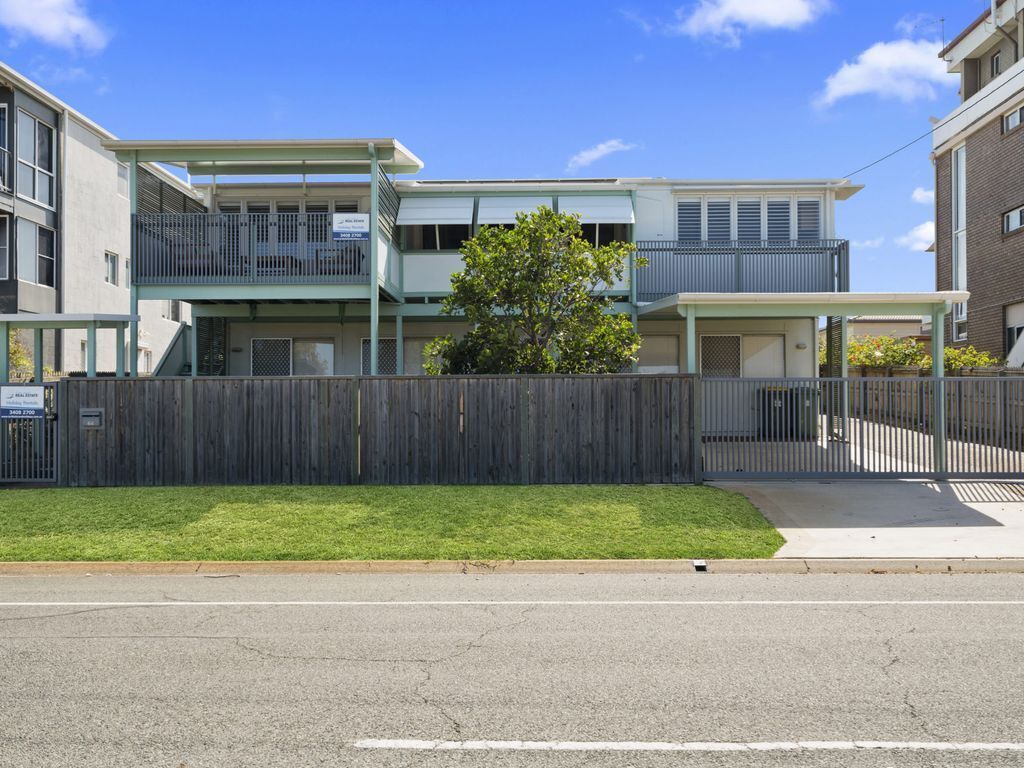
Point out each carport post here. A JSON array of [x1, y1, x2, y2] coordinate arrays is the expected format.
[[839, 316, 849, 440], [33, 328, 44, 383], [685, 304, 697, 374], [931, 305, 946, 478], [86, 322, 97, 378], [115, 325, 125, 378]]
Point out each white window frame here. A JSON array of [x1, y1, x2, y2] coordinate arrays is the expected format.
[[116, 162, 129, 198], [35, 224, 56, 288], [0, 104, 7, 151], [0, 215, 7, 281], [991, 49, 1002, 78], [250, 337, 293, 376], [951, 143, 968, 341], [104, 251, 118, 286], [1005, 205, 1024, 234], [1004, 105, 1024, 133], [15, 109, 55, 209]]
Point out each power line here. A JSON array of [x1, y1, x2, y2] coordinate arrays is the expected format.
[[843, 63, 1024, 179]]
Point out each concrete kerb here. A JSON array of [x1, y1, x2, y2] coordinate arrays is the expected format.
[[2, 558, 1024, 576]]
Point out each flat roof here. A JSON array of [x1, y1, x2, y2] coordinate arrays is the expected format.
[[0, 313, 138, 328], [397, 178, 863, 198], [101, 138, 424, 176]]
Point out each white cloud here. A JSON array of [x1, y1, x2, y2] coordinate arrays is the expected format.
[[816, 39, 955, 107], [565, 139, 636, 173], [852, 236, 885, 249], [896, 221, 935, 251], [911, 187, 935, 204], [0, 0, 108, 51], [669, 0, 829, 45]]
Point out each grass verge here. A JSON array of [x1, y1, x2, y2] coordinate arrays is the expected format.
[[0, 485, 782, 561]]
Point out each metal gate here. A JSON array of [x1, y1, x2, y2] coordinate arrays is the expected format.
[[0, 382, 58, 484], [701, 377, 1024, 479]]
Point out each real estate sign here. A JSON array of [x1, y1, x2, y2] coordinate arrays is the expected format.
[[0, 386, 45, 419], [332, 213, 370, 241]]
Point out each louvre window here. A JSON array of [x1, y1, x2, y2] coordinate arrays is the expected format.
[[706, 200, 731, 241], [796, 200, 821, 240], [766, 199, 791, 241], [737, 200, 762, 240], [676, 200, 701, 241]]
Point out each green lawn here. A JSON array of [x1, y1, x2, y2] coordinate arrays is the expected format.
[[0, 485, 783, 561]]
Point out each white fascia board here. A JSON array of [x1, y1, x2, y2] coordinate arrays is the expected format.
[[943, 5, 1020, 69], [933, 57, 1024, 151]]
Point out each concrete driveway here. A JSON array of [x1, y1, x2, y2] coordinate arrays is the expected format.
[[718, 480, 1024, 559]]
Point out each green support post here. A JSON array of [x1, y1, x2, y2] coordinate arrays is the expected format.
[[685, 304, 697, 374], [115, 325, 125, 377], [395, 312, 404, 375], [368, 144, 380, 375], [839, 316, 849, 441], [33, 328, 44, 382], [129, 152, 139, 378], [932, 306, 946, 478], [86, 322, 97, 378], [0, 321, 9, 381], [190, 318, 199, 378]]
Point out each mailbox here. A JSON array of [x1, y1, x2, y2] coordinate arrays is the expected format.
[[80, 408, 104, 429]]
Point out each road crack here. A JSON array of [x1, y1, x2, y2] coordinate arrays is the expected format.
[[879, 632, 941, 740]]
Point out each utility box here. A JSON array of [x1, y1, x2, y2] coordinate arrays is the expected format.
[[758, 387, 819, 440]]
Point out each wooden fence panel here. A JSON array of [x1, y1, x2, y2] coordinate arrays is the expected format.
[[59, 375, 695, 487]]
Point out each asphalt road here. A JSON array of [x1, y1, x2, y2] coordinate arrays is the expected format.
[[1, 573, 1023, 767]]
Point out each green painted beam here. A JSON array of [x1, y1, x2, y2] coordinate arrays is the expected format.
[[32, 329, 43, 382], [0, 322, 8, 381]]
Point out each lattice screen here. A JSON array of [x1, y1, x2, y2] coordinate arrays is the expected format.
[[700, 335, 741, 377], [251, 338, 292, 376], [361, 338, 398, 375]]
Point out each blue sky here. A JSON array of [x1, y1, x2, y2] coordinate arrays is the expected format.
[[0, 0, 990, 291]]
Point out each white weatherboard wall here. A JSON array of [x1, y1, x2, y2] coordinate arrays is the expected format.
[[638, 318, 817, 376], [60, 117, 188, 372], [404, 252, 463, 294]]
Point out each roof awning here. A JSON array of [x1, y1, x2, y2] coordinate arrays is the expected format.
[[638, 292, 970, 319], [558, 195, 635, 224], [396, 197, 474, 226], [100, 138, 424, 176], [477, 196, 552, 224]]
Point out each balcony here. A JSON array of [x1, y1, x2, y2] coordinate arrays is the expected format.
[[132, 213, 370, 286], [635, 239, 849, 302]]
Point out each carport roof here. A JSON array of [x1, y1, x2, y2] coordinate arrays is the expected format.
[[638, 292, 970, 319]]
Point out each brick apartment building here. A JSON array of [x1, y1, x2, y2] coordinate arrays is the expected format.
[[933, 0, 1024, 362]]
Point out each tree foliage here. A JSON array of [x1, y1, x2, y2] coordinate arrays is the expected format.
[[819, 334, 1003, 370], [424, 206, 644, 374]]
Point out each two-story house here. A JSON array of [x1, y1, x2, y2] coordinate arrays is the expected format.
[[96, 136, 963, 387], [933, 1, 1024, 362], [0, 62, 199, 375]]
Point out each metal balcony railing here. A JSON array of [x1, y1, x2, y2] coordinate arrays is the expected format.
[[635, 239, 850, 301], [132, 213, 371, 285]]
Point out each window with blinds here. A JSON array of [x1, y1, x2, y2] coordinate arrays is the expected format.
[[676, 200, 701, 241], [766, 199, 791, 241], [706, 200, 731, 241], [796, 200, 822, 240], [737, 200, 762, 240]]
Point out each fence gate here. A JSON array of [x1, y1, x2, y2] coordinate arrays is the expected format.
[[0, 382, 58, 484], [701, 377, 1024, 480]]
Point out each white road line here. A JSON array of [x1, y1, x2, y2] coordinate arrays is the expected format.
[[0, 599, 1022, 607], [353, 739, 1024, 753], [0, 600, 1023, 607]]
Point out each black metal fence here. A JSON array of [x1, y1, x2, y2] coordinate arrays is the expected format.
[[0, 383, 58, 484]]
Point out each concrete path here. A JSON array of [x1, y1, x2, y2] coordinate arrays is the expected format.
[[720, 480, 1024, 558], [2, 573, 1024, 766]]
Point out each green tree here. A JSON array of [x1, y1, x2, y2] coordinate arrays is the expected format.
[[8, 330, 34, 380], [424, 206, 644, 374]]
